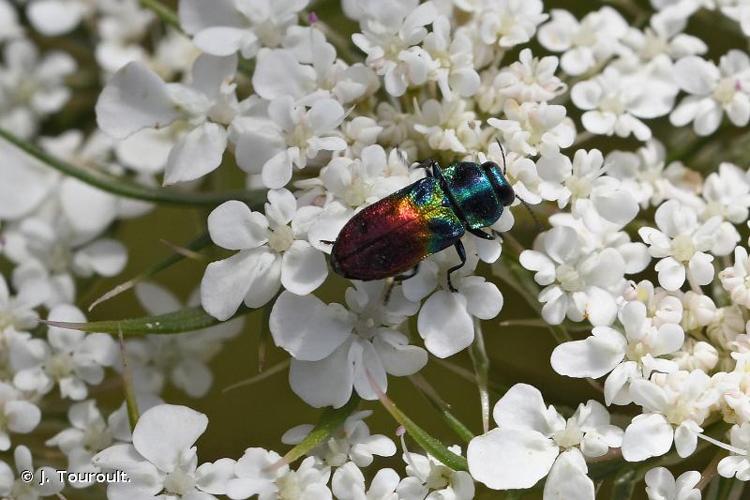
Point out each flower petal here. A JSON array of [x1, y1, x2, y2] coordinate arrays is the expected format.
[[96, 62, 178, 138], [132, 404, 208, 472], [467, 428, 558, 490], [269, 291, 352, 361], [164, 122, 228, 185]]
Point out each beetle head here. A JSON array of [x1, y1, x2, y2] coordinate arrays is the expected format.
[[481, 161, 515, 207]]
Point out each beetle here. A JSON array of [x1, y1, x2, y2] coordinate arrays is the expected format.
[[326, 148, 516, 292]]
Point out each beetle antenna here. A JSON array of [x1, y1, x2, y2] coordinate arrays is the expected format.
[[495, 138, 507, 176], [396, 149, 410, 169], [516, 196, 543, 232]]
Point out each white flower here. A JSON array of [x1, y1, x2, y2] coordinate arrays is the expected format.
[[0, 382, 40, 451], [672, 338, 718, 372], [270, 283, 426, 407], [351, 0, 438, 96], [25, 0, 94, 36], [537, 7, 628, 75], [0, 0, 22, 41], [723, 2, 750, 38], [621, 9, 706, 62], [0, 446, 63, 499], [553, 206, 650, 276], [488, 100, 575, 157], [232, 95, 346, 188], [679, 290, 717, 332], [0, 274, 40, 334], [477, 0, 548, 48], [94, 404, 235, 499], [398, 446, 474, 500], [552, 301, 684, 404], [281, 410, 396, 467], [467, 384, 622, 496], [227, 451, 330, 500], [413, 98, 482, 154], [571, 66, 677, 141], [201, 190, 327, 320], [718, 422, 750, 480], [623, 370, 717, 461], [706, 305, 744, 351], [46, 400, 133, 480], [623, 280, 684, 327], [606, 140, 688, 209], [520, 225, 625, 326], [253, 27, 377, 105], [10, 304, 117, 400], [720, 246, 750, 308], [480, 49, 565, 112], [96, 54, 241, 185], [639, 200, 721, 291], [129, 282, 243, 397], [179, 0, 308, 58], [422, 16, 480, 99], [38, 130, 154, 234], [0, 39, 76, 139], [645, 467, 701, 500], [332, 462, 400, 500], [538, 148, 639, 226], [405, 255, 503, 358], [701, 162, 750, 224], [317, 145, 411, 210], [670, 50, 750, 135], [0, 139, 58, 222], [93, 0, 156, 74]]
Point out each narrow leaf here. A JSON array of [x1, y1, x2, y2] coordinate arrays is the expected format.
[[117, 331, 140, 430], [279, 395, 360, 465], [44, 305, 253, 336], [0, 128, 262, 208], [368, 371, 468, 471], [89, 232, 212, 311]]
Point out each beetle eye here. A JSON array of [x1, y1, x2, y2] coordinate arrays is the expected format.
[[497, 182, 515, 206]]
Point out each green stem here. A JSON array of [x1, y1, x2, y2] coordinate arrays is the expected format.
[[370, 372, 468, 471], [139, 0, 180, 30], [409, 374, 475, 443], [469, 318, 491, 433], [0, 128, 263, 208], [278, 395, 360, 465]]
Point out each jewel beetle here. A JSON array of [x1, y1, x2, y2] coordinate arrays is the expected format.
[[327, 150, 516, 291]]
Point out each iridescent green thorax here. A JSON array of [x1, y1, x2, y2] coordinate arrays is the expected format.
[[442, 162, 504, 230]]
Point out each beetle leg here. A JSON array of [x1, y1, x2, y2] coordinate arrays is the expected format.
[[467, 228, 495, 240], [446, 241, 467, 293], [394, 263, 420, 281], [383, 265, 420, 304], [319, 239, 335, 245]]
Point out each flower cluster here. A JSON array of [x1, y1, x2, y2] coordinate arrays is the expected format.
[[4, 0, 750, 498]]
